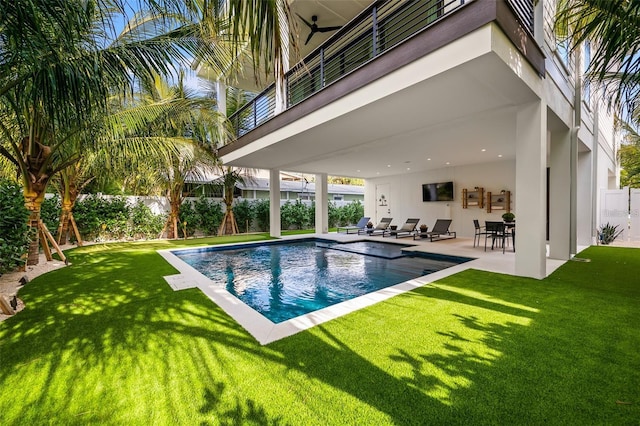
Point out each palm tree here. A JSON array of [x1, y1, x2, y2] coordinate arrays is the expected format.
[[0, 0, 229, 264], [226, 0, 299, 94], [619, 121, 640, 187], [53, 155, 96, 246], [555, 0, 640, 111], [213, 166, 255, 235]]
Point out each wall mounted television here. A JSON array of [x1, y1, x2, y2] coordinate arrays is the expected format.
[[422, 181, 454, 202]]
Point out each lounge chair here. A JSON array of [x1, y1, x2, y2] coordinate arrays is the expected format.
[[383, 218, 420, 238], [362, 217, 393, 235], [415, 219, 456, 241], [337, 217, 370, 234]]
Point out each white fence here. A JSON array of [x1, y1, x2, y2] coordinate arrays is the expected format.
[[600, 188, 640, 241]]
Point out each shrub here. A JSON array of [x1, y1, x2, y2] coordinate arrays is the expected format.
[[178, 202, 198, 238], [328, 202, 340, 228], [254, 199, 270, 231], [131, 201, 165, 240], [281, 199, 310, 230], [309, 201, 316, 227], [0, 180, 31, 273], [74, 195, 131, 241], [332, 201, 364, 226], [194, 196, 224, 236], [233, 199, 254, 233], [340, 200, 364, 225], [40, 195, 61, 232]]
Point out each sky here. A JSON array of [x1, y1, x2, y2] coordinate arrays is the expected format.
[[112, 1, 208, 93]]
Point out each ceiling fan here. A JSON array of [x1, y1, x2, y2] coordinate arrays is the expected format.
[[296, 14, 342, 45]]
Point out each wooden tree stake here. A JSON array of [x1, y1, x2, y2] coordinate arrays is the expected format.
[[0, 296, 15, 315], [39, 220, 66, 263], [69, 212, 83, 246], [39, 227, 53, 261]]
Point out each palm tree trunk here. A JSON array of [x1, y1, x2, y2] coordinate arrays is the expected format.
[[166, 198, 181, 239], [24, 192, 46, 265], [218, 201, 239, 235], [57, 203, 72, 245], [57, 181, 78, 245]]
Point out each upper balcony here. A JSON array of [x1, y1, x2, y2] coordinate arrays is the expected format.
[[224, 0, 541, 145]]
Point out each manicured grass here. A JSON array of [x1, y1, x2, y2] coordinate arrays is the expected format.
[[0, 239, 638, 424]]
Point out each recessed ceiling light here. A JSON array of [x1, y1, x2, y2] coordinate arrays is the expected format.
[[446, 162, 450, 165], [387, 164, 391, 168], [481, 148, 486, 152], [356, 169, 360, 172], [406, 167, 411, 171], [498, 154, 503, 158], [376, 172, 380, 175], [427, 158, 431, 161]]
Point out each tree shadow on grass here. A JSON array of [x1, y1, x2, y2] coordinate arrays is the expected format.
[[0, 245, 638, 424]]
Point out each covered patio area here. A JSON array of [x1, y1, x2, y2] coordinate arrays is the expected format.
[[219, 23, 581, 280]]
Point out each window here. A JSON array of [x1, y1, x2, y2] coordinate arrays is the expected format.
[[556, 37, 571, 68], [333, 194, 344, 201], [583, 41, 591, 104]]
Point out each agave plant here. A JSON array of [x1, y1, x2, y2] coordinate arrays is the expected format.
[[597, 222, 623, 245]]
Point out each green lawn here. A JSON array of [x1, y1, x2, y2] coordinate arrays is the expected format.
[[0, 237, 638, 425]]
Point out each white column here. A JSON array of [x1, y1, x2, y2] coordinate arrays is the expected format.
[[216, 80, 227, 146], [577, 151, 593, 246], [315, 173, 328, 234], [549, 128, 571, 260], [534, 0, 544, 47], [515, 101, 547, 279], [270, 169, 281, 238], [274, 0, 290, 114]]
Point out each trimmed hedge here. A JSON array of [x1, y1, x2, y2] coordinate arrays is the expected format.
[[0, 180, 31, 273], [35, 194, 365, 242]]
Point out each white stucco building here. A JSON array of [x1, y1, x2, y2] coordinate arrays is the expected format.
[[201, 0, 619, 279]]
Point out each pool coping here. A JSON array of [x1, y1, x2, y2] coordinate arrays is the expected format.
[[157, 235, 474, 345]]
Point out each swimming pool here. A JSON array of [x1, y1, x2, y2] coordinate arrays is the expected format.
[[172, 239, 471, 323]]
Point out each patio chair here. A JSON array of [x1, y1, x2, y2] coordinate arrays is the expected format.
[[337, 217, 370, 234], [364, 217, 393, 236], [383, 218, 420, 238], [473, 219, 490, 247], [484, 221, 513, 253], [416, 219, 456, 241]]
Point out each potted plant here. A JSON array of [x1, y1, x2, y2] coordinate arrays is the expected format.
[[419, 224, 428, 233], [502, 212, 515, 223]]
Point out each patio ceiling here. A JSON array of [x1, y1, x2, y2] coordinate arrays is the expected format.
[[216, 0, 375, 92], [221, 51, 540, 179]]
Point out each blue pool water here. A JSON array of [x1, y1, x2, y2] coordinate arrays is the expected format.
[[173, 239, 471, 323]]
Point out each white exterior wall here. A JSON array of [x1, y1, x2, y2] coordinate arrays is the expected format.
[[365, 160, 515, 238], [540, 0, 619, 251], [576, 151, 593, 246]]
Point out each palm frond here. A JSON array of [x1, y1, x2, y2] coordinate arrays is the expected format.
[[226, 0, 299, 83], [555, 0, 640, 111]]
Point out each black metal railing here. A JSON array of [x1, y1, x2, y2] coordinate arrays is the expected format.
[[506, 0, 534, 35], [228, 0, 535, 139], [229, 85, 276, 138]]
